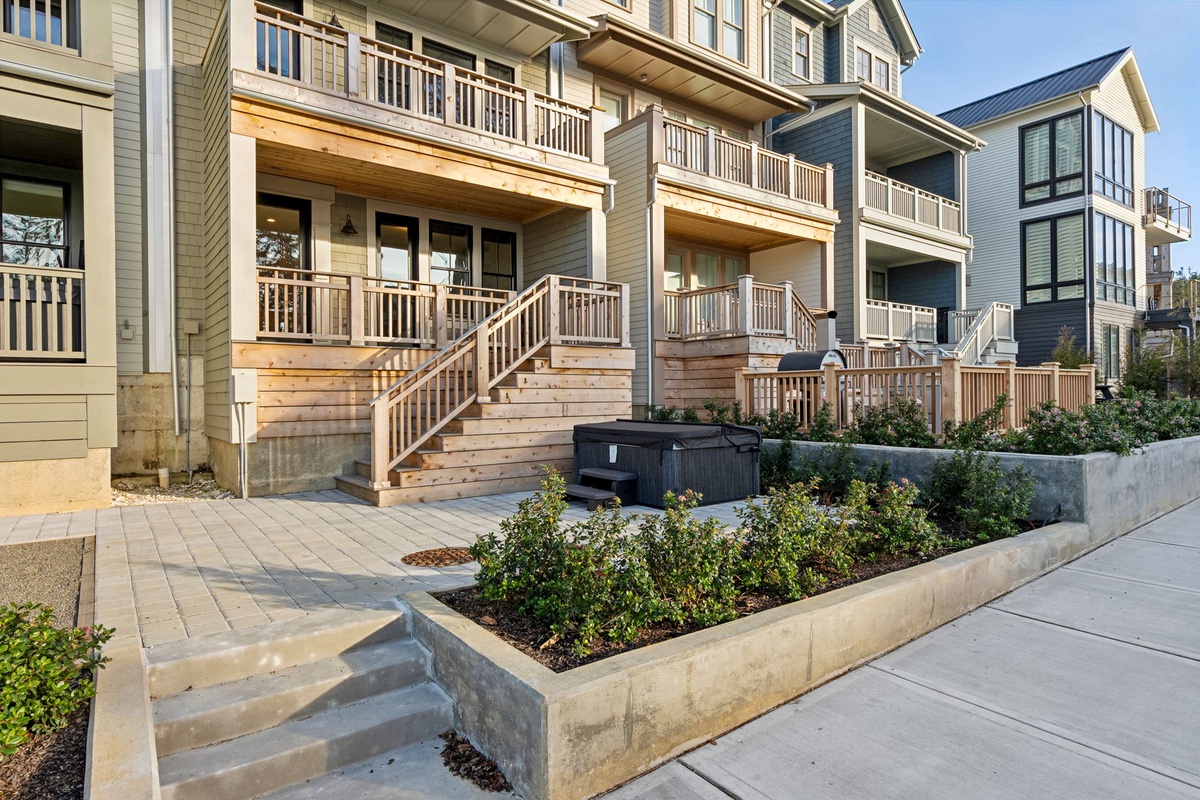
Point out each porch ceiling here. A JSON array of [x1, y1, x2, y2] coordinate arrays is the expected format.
[[663, 206, 808, 251], [380, 0, 595, 58], [864, 109, 950, 168], [0, 119, 81, 169], [866, 240, 951, 269], [256, 142, 559, 222]]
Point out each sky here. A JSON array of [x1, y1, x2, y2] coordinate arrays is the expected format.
[[898, 0, 1200, 271]]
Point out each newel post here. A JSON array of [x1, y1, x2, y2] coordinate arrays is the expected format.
[[940, 355, 962, 429], [737, 274, 755, 336], [823, 163, 835, 208], [823, 361, 841, 428], [704, 127, 717, 176], [433, 285, 449, 348], [1042, 361, 1061, 405], [523, 88, 537, 148], [1083, 363, 1098, 406], [620, 283, 631, 347], [781, 280, 795, 340], [346, 33, 360, 97], [734, 367, 749, 412], [443, 63, 457, 124], [998, 359, 1017, 430], [370, 401, 390, 489], [548, 275, 562, 346], [348, 275, 364, 346], [474, 325, 490, 397]]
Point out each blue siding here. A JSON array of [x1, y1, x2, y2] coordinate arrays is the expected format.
[[1014, 300, 1088, 367], [824, 25, 841, 82], [887, 152, 957, 201], [772, 7, 824, 85], [886, 261, 957, 343]]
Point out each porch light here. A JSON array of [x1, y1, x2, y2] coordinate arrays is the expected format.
[[327, 13, 342, 29], [341, 215, 357, 236]]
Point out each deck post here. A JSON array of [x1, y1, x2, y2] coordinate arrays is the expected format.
[[434, 285, 449, 348], [734, 368, 749, 412], [1082, 364, 1097, 406], [998, 360, 1017, 430], [738, 274, 754, 336], [348, 275, 364, 346], [749, 142, 759, 190], [620, 283, 631, 347], [346, 33, 360, 97], [785, 154, 795, 199], [474, 325, 490, 397], [822, 361, 841, 428], [548, 275, 562, 345], [823, 163, 834, 209], [781, 281, 794, 341], [704, 127, 716, 177], [523, 88, 537, 147], [940, 356, 961, 429], [443, 63, 457, 124], [370, 400, 390, 489], [1042, 361, 1061, 405], [589, 107, 605, 163]]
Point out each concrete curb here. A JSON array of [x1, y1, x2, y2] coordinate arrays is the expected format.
[[403, 515, 1134, 800]]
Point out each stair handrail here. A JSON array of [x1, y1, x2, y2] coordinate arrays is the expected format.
[[790, 289, 818, 351], [951, 301, 1014, 366], [367, 275, 627, 488]]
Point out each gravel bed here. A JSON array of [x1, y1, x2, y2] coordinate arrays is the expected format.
[[0, 538, 84, 627], [111, 472, 233, 506]]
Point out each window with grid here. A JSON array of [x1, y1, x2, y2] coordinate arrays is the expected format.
[[1094, 213, 1135, 306], [693, 0, 745, 62], [2, 177, 69, 268], [1100, 324, 1121, 381], [2, 0, 76, 49], [1094, 113, 1134, 207], [793, 25, 810, 78], [1022, 213, 1084, 304], [1021, 112, 1084, 205]]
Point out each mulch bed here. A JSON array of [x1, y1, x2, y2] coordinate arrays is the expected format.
[[0, 708, 89, 800], [441, 518, 1056, 673], [439, 730, 512, 793], [401, 547, 474, 567]]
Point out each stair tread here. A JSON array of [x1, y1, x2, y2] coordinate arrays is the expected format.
[[564, 484, 616, 500], [578, 467, 638, 482], [153, 638, 430, 754], [157, 682, 451, 789]]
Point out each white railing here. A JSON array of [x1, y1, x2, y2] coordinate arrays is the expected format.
[[664, 276, 817, 348], [662, 119, 832, 207], [863, 298, 937, 344], [950, 301, 1015, 366], [368, 275, 628, 486], [1, 265, 85, 360], [864, 171, 962, 235], [1145, 188, 1193, 237], [256, 267, 514, 348], [253, 2, 598, 161]]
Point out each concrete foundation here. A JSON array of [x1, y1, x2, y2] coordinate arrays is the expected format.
[[113, 356, 206, 474], [209, 433, 369, 496], [0, 449, 112, 516]]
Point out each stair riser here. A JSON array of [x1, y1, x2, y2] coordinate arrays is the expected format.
[[148, 615, 410, 698], [154, 651, 431, 757], [159, 701, 452, 800]]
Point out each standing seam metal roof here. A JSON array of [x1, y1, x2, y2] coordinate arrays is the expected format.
[[938, 48, 1129, 129]]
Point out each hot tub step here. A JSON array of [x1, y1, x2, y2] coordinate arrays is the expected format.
[[564, 483, 618, 511]]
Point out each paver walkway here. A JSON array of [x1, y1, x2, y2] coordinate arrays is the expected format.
[[610, 499, 1200, 800], [0, 489, 743, 649]]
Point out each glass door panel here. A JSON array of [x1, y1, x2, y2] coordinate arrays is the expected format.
[[429, 220, 472, 286], [377, 213, 417, 284]]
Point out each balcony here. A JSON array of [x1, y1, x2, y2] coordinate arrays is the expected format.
[[246, 2, 601, 163], [664, 277, 817, 350], [863, 298, 936, 344], [1, 264, 85, 360], [1144, 188, 1192, 246], [863, 171, 964, 241], [663, 119, 832, 208]]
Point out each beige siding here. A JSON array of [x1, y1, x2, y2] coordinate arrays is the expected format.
[[524, 209, 590, 281], [331, 194, 369, 275], [201, 3, 233, 442], [749, 241, 824, 306], [603, 121, 651, 405], [112, 0, 144, 374]]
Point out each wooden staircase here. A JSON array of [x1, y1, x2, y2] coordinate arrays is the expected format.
[[335, 276, 633, 506]]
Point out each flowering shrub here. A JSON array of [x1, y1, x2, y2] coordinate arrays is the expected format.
[[845, 399, 937, 448], [926, 450, 1035, 541], [0, 603, 114, 759]]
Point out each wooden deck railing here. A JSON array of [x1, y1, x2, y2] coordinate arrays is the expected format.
[[662, 119, 832, 207], [864, 171, 962, 235], [256, 267, 514, 348], [1144, 188, 1192, 237], [863, 298, 937, 343], [0, 265, 84, 360], [252, 2, 600, 161], [664, 276, 817, 348], [950, 301, 1015, 365], [738, 358, 1095, 435], [368, 275, 629, 487], [840, 343, 928, 369]]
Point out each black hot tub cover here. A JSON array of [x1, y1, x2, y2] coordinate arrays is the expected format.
[[572, 420, 761, 451]]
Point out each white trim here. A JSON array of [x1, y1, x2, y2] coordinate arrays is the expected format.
[[790, 18, 812, 81]]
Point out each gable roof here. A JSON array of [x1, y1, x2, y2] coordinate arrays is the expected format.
[[939, 48, 1136, 129], [784, 0, 921, 64]]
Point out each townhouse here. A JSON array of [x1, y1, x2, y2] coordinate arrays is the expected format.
[[941, 48, 1192, 377]]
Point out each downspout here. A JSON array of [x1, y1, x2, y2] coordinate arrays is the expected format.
[[764, 99, 818, 144], [646, 175, 658, 409], [762, 1, 776, 85], [1079, 90, 1093, 356]]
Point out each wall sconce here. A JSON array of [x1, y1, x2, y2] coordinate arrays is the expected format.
[[327, 13, 342, 28], [340, 215, 357, 236]]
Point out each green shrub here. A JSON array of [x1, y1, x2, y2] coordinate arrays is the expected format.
[[1122, 343, 1169, 398], [759, 437, 801, 493], [845, 399, 937, 448], [702, 399, 743, 425], [804, 402, 839, 442], [648, 405, 697, 422], [0, 603, 114, 759], [635, 491, 741, 627], [943, 394, 1008, 451], [792, 439, 862, 501], [926, 450, 1034, 541], [1051, 325, 1092, 369], [737, 484, 853, 599], [854, 479, 941, 558]]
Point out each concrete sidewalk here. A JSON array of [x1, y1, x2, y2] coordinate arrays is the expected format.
[[610, 500, 1200, 800]]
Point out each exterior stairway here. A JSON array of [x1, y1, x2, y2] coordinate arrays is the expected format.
[[149, 607, 452, 800], [336, 275, 633, 506], [950, 301, 1019, 365]]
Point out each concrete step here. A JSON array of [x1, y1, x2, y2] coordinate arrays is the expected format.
[[257, 738, 503, 799], [153, 637, 432, 757], [335, 472, 546, 506], [157, 683, 452, 800], [146, 606, 409, 698]]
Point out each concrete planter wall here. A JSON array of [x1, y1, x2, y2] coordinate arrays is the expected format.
[[773, 434, 1200, 540], [404, 434, 1200, 800]]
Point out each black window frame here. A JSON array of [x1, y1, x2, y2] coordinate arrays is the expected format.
[[484, 60, 515, 84], [1021, 212, 1086, 305], [1019, 110, 1085, 208], [480, 227, 517, 291], [1100, 323, 1121, 381], [428, 219, 473, 287], [374, 21, 412, 51], [0, 175, 72, 270], [1093, 211, 1135, 307], [1093, 112, 1134, 207], [422, 38, 475, 71]]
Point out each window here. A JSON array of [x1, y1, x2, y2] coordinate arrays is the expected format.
[[793, 25, 810, 79], [485, 60, 514, 83], [423, 39, 475, 71], [856, 48, 889, 90], [257, 194, 311, 339], [1022, 213, 1084, 304], [374, 22, 412, 50], [1094, 213, 1135, 306], [481, 228, 516, 291], [665, 242, 746, 289], [869, 270, 887, 301], [2, 178, 68, 268], [599, 89, 628, 132], [257, 0, 303, 80], [1094, 113, 1134, 206], [429, 220, 472, 286], [3, 0, 76, 49], [1101, 324, 1121, 381], [692, 0, 745, 62], [376, 213, 418, 284], [1021, 112, 1084, 205]]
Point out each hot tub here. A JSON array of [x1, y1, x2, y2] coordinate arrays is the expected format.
[[572, 420, 761, 508]]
